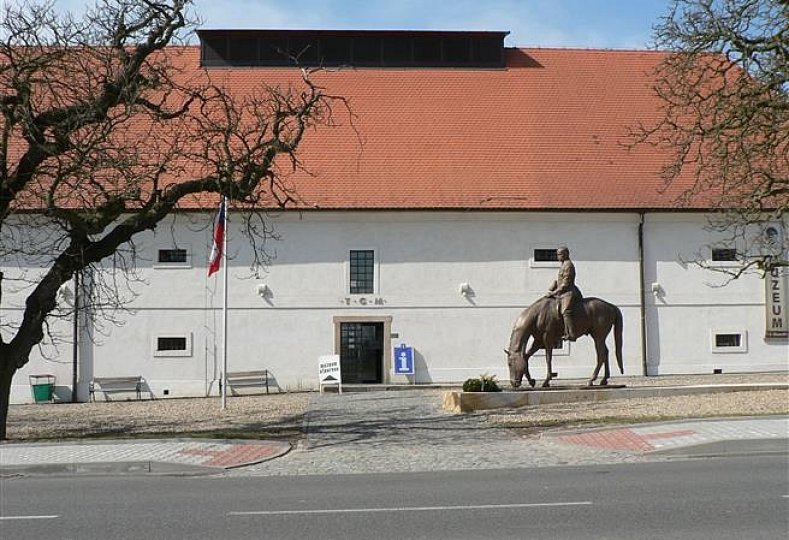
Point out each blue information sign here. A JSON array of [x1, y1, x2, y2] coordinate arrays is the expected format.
[[393, 344, 414, 375]]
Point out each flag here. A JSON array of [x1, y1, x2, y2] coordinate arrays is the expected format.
[[208, 198, 226, 277]]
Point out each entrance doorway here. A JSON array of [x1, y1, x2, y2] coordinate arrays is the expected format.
[[339, 322, 383, 383]]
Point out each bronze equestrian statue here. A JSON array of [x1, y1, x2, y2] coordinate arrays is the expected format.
[[505, 247, 624, 388]]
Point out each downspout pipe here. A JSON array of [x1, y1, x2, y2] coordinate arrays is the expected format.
[[638, 212, 648, 376], [72, 271, 79, 403]]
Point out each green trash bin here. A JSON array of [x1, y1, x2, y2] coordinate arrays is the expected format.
[[29, 374, 55, 403]]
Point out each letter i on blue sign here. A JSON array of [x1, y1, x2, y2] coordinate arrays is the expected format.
[[394, 344, 414, 375]]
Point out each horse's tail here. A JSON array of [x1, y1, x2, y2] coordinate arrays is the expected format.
[[614, 306, 624, 374]]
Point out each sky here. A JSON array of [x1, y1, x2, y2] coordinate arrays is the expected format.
[[46, 0, 673, 50]]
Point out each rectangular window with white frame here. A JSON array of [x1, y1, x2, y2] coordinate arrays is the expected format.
[[529, 246, 563, 268], [709, 247, 739, 267], [349, 249, 376, 294], [153, 333, 193, 357], [154, 245, 192, 269], [710, 330, 747, 353]]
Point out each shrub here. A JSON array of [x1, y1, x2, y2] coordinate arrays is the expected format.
[[462, 373, 501, 392], [462, 378, 482, 392]]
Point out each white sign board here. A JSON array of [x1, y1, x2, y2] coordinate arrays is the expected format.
[[765, 267, 788, 338], [763, 223, 788, 338], [318, 354, 342, 393]]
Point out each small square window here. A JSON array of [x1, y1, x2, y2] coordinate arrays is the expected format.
[[153, 333, 193, 357], [715, 334, 740, 348], [158, 249, 187, 264], [154, 245, 191, 268], [157, 337, 187, 351], [534, 249, 559, 263], [711, 248, 737, 262], [711, 330, 747, 353], [350, 250, 374, 294]]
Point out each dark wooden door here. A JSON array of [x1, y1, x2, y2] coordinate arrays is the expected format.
[[340, 322, 383, 383]]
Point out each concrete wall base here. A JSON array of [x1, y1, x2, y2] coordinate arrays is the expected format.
[[442, 383, 789, 413]]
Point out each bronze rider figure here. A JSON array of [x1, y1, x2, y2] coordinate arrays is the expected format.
[[545, 246, 583, 341]]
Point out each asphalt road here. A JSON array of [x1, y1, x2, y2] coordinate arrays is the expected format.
[[1, 456, 787, 540]]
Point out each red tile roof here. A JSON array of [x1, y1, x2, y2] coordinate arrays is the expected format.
[[17, 46, 711, 212], [202, 46, 698, 211]]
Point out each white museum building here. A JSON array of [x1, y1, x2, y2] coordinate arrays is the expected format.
[[4, 30, 787, 403]]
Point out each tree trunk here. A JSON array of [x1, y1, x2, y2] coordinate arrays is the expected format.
[[0, 357, 16, 440]]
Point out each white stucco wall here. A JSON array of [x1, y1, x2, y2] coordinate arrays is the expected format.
[[4, 210, 786, 403], [643, 214, 788, 375]]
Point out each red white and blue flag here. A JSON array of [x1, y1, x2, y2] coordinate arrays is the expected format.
[[208, 198, 226, 277]]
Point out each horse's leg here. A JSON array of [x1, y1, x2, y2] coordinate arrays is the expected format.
[[590, 337, 609, 386], [542, 346, 553, 387], [600, 335, 611, 386], [523, 341, 540, 388]]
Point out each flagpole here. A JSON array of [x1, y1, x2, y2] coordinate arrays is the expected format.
[[221, 196, 229, 410]]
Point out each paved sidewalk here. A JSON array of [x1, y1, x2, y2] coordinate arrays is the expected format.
[[0, 439, 291, 475], [2, 388, 787, 477], [236, 390, 787, 476]]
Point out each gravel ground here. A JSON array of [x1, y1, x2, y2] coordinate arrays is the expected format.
[[5, 373, 787, 442], [485, 390, 789, 428], [6, 392, 311, 441]]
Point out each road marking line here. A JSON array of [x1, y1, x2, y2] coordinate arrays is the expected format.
[[0, 515, 59, 521], [230, 501, 593, 516]]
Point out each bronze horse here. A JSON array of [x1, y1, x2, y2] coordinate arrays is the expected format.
[[505, 296, 624, 388]]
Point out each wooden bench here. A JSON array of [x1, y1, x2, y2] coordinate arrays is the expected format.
[[89, 376, 145, 401], [223, 370, 278, 395]]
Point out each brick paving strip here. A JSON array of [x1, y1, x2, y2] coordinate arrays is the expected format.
[[552, 417, 788, 453], [178, 443, 289, 468], [0, 439, 291, 470], [557, 429, 658, 452]]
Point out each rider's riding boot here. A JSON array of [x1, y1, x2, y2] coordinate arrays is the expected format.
[[562, 312, 577, 342]]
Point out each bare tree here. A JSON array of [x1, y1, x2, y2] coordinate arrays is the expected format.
[[0, 1, 339, 438], [633, 0, 788, 277]]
